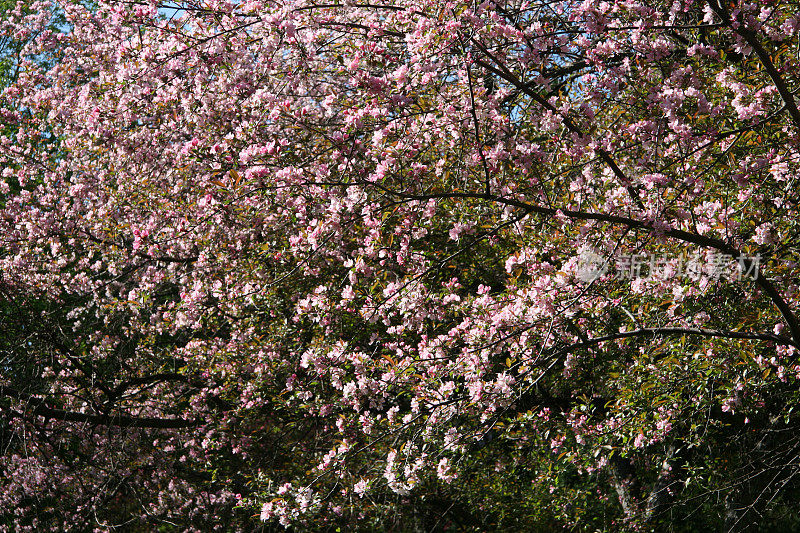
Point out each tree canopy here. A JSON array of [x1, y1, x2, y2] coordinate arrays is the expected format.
[[2, 0, 800, 530]]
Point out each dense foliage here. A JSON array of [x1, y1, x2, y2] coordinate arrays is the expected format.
[[2, 0, 800, 530]]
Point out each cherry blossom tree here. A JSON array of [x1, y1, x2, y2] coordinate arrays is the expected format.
[[3, 0, 800, 530]]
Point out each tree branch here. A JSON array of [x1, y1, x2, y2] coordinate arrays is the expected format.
[[379, 186, 800, 347], [0, 385, 199, 429], [707, 0, 800, 131], [470, 43, 646, 210]]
